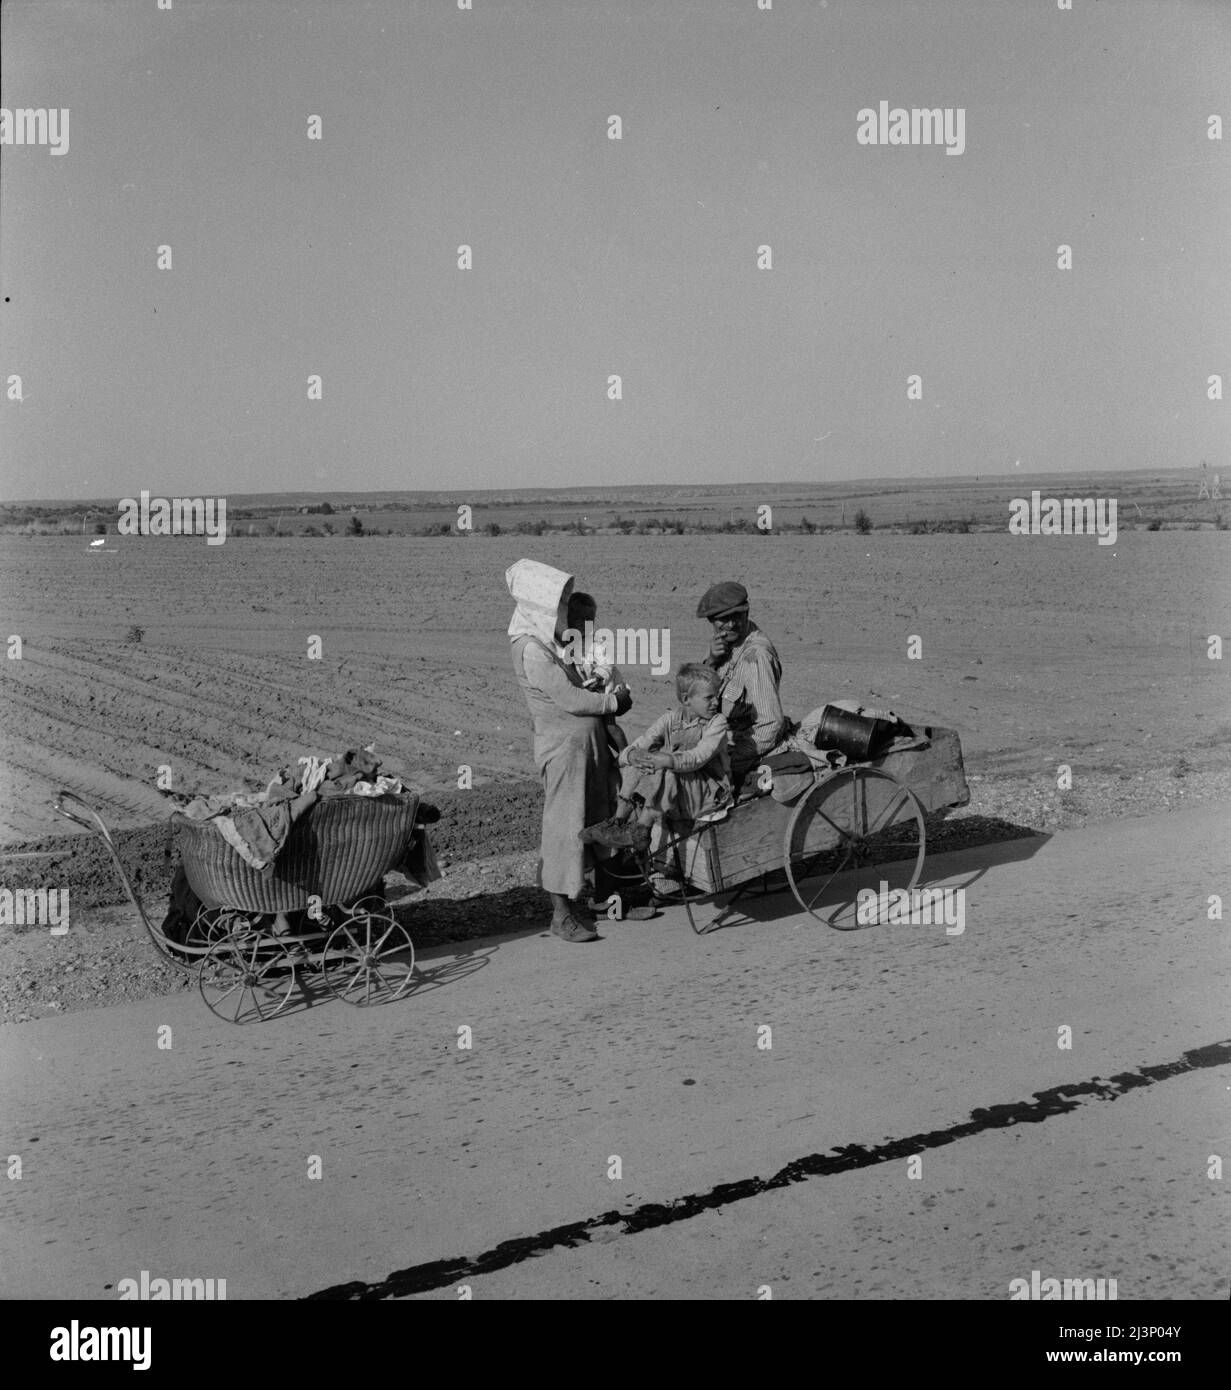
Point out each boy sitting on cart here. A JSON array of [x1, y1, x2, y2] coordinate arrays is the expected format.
[[580, 664, 732, 853]]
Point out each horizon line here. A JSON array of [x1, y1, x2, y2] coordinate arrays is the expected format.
[[0, 462, 1211, 509]]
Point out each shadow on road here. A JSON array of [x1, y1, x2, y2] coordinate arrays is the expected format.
[[181, 824, 1058, 1019], [675, 818, 1051, 934], [404, 943, 497, 997]]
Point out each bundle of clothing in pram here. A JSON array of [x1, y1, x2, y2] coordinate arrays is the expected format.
[[158, 745, 441, 945], [754, 701, 932, 807], [164, 745, 420, 872]]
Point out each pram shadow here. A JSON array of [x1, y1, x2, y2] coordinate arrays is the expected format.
[[402, 944, 496, 998], [259, 937, 497, 1022], [671, 822, 1051, 934]]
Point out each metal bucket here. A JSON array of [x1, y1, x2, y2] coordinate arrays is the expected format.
[[814, 705, 897, 761]]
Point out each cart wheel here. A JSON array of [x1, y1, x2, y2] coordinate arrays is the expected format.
[[600, 823, 717, 933], [321, 900, 415, 1006], [785, 766, 926, 930], [651, 837, 714, 934], [198, 931, 298, 1024]]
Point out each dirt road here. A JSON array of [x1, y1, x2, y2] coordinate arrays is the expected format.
[[1, 802, 1226, 1300]]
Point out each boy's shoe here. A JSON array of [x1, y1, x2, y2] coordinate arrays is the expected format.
[[581, 820, 651, 852], [586, 896, 659, 921], [623, 904, 659, 920], [552, 913, 599, 943], [649, 872, 686, 899], [579, 816, 625, 843]]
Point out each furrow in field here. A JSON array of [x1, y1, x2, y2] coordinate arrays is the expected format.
[[0, 637, 531, 838], [1, 749, 168, 828]]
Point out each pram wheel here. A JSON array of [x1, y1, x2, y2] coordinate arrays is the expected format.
[[321, 896, 416, 1006], [198, 931, 298, 1024]]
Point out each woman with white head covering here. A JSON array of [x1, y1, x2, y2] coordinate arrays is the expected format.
[[507, 559, 633, 942]]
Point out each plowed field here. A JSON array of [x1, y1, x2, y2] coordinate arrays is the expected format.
[[1, 532, 1226, 844]]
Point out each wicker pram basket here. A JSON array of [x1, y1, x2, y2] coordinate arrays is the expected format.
[[172, 792, 423, 912]]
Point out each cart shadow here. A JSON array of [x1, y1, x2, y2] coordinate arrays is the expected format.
[[402, 944, 497, 998], [679, 818, 1051, 934]]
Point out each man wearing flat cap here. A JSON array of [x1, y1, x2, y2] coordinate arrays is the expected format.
[[696, 581, 787, 791]]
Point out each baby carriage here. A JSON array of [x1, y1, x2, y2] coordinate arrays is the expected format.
[[53, 789, 438, 1024]]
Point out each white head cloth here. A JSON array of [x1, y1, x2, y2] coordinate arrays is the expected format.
[[506, 558, 575, 648]]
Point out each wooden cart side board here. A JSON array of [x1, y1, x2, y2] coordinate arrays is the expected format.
[[868, 725, 970, 814], [680, 798, 785, 892], [678, 724, 969, 894]]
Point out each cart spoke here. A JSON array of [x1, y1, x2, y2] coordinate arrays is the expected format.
[[257, 957, 295, 987], [865, 788, 909, 838], [370, 954, 413, 995], [253, 978, 287, 1019], [373, 953, 412, 984], [370, 921, 397, 954], [790, 842, 854, 907], [801, 854, 854, 912], [338, 924, 365, 956], [207, 977, 244, 1006], [366, 962, 394, 993], [341, 959, 368, 991], [791, 845, 843, 886], [808, 803, 856, 845]]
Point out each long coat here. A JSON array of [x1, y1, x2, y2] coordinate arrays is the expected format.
[[506, 559, 619, 898], [512, 636, 618, 896]]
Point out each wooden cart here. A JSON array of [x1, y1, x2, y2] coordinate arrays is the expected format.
[[631, 724, 970, 933]]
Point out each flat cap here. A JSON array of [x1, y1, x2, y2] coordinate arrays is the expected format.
[[696, 581, 750, 619]]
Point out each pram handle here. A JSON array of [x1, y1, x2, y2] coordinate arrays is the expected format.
[[51, 790, 160, 944], [52, 789, 112, 837]]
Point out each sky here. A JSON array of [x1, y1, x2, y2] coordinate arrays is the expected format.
[[1, 0, 1228, 500]]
